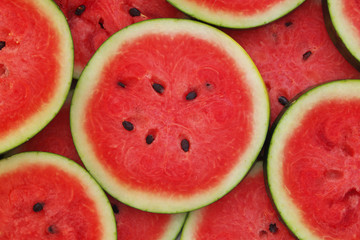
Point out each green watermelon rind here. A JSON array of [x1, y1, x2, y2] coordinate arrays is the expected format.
[[266, 79, 360, 239], [71, 18, 270, 213], [166, 0, 305, 29], [180, 161, 263, 240], [0, 151, 117, 239], [0, 0, 73, 154], [323, 0, 360, 71], [161, 213, 188, 240]]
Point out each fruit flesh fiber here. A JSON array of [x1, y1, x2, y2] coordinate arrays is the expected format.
[[85, 32, 253, 195], [284, 100, 360, 239], [226, 0, 360, 123]]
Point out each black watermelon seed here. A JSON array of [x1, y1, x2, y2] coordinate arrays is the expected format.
[[186, 91, 197, 100], [0, 41, 5, 50], [33, 202, 44, 212], [285, 21, 293, 27], [269, 223, 278, 233], [75, 5, 86, 16], [112, 204, 119, 214], [152, 83, 164, 94], [146, 135, 154, 144], [278, 96, 289, 106], [48, 225, 57, 234], [117, 81, 126, 88], [181, 139, 190, 152], [205, 83, 211, 87], [303, 51, 312, 61], [98, 18, 105, 29], [129, 8, 141, 17], [122, 121, 134, 131]]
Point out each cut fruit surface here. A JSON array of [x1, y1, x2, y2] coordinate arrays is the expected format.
[[54, 0, 186, 78], [323, 0, 360, 71], [71, 18, 269, 213], [167, 0, 305, 28], [267, 80, 360, 239], [0, 152, 116, 239], [225, 0, 360, 123], [181, 161, 295, 240], [0, 0, 73, 154]]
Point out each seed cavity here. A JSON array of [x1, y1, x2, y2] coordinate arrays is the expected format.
[[99, 18, 105, 29], [146, 135, 154, 144], [259, 230, 268, 237], [285, 21, 293, 27], [0, 41, 5, 50], [152, 83, 164, 94], [278, 96, 289, 106], [303, 51, 312, 61], [117, 81, 126, 88], [129, 8, 141, 17], [269, 223, 278, 233], [181, 139, 190, 152], [122, 121, 134, 131], [185, 91, 197, 100], [112, 204, 119, 214], [48, 225, 57, 234], [75, 5, 86, 16], [33, 202, 44, 212]]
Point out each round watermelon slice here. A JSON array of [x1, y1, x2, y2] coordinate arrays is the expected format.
[[0, 152, 116, 239], [71, 18, 270, 213], [267, 80, 360, 239], [54, 0, 186, 78], [225, 0, 360, 124], [323, 0, 360, 71], [0, 0, 73, 154], [167, 0, 305, 28], [181, 161, 295, 239]]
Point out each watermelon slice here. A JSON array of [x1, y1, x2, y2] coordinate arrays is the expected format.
[[109, 196, 186, 239], [71, 18, 270, 213], [6, 91, 83, 167], [167, 0, 305, 28], [54, 0, 186, 78], [0, 152, 116, 239], [323, 0, 360, 71], [0, 0, 73, 154], [266, 80, 360, 239], [181, 161, 295, 239], [225, 0, 360, 123]]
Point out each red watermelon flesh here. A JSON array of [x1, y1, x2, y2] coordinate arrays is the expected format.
[[108, 196, 185, 239], [0, 155, 107, 239], [283, 100, 360, 239], [225, 0, 360, 123], [181, 162, 294, 239], [7, 92, 83, 167], [54, 0, 186, 78]]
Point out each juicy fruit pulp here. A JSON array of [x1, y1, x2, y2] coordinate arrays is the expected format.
[[267, 80, 360, 239], [0, 152, 116, 239], [71, 19, 269, 213], [225, 0, 360, 123], [54, 0, 186, 78], [181, 162, 294, 239], [0, 0, 73, 154]]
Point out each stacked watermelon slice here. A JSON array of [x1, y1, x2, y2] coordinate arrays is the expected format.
[[1, 0, 360, 239]]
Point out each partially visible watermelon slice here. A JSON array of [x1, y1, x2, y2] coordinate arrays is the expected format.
[[323, 0, 360, 71], [267, 80, 360, 239], [181, 161, 294, 239], [109, 196, 186, 240], [0, 152, 116, 239], [167, 0, 305, 28], [71, 18, 269, 213], [225, 0, 360, 123], [7, 91, 83, 167], [0, 0, 73, 154], [54, 0, 186, 78]]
